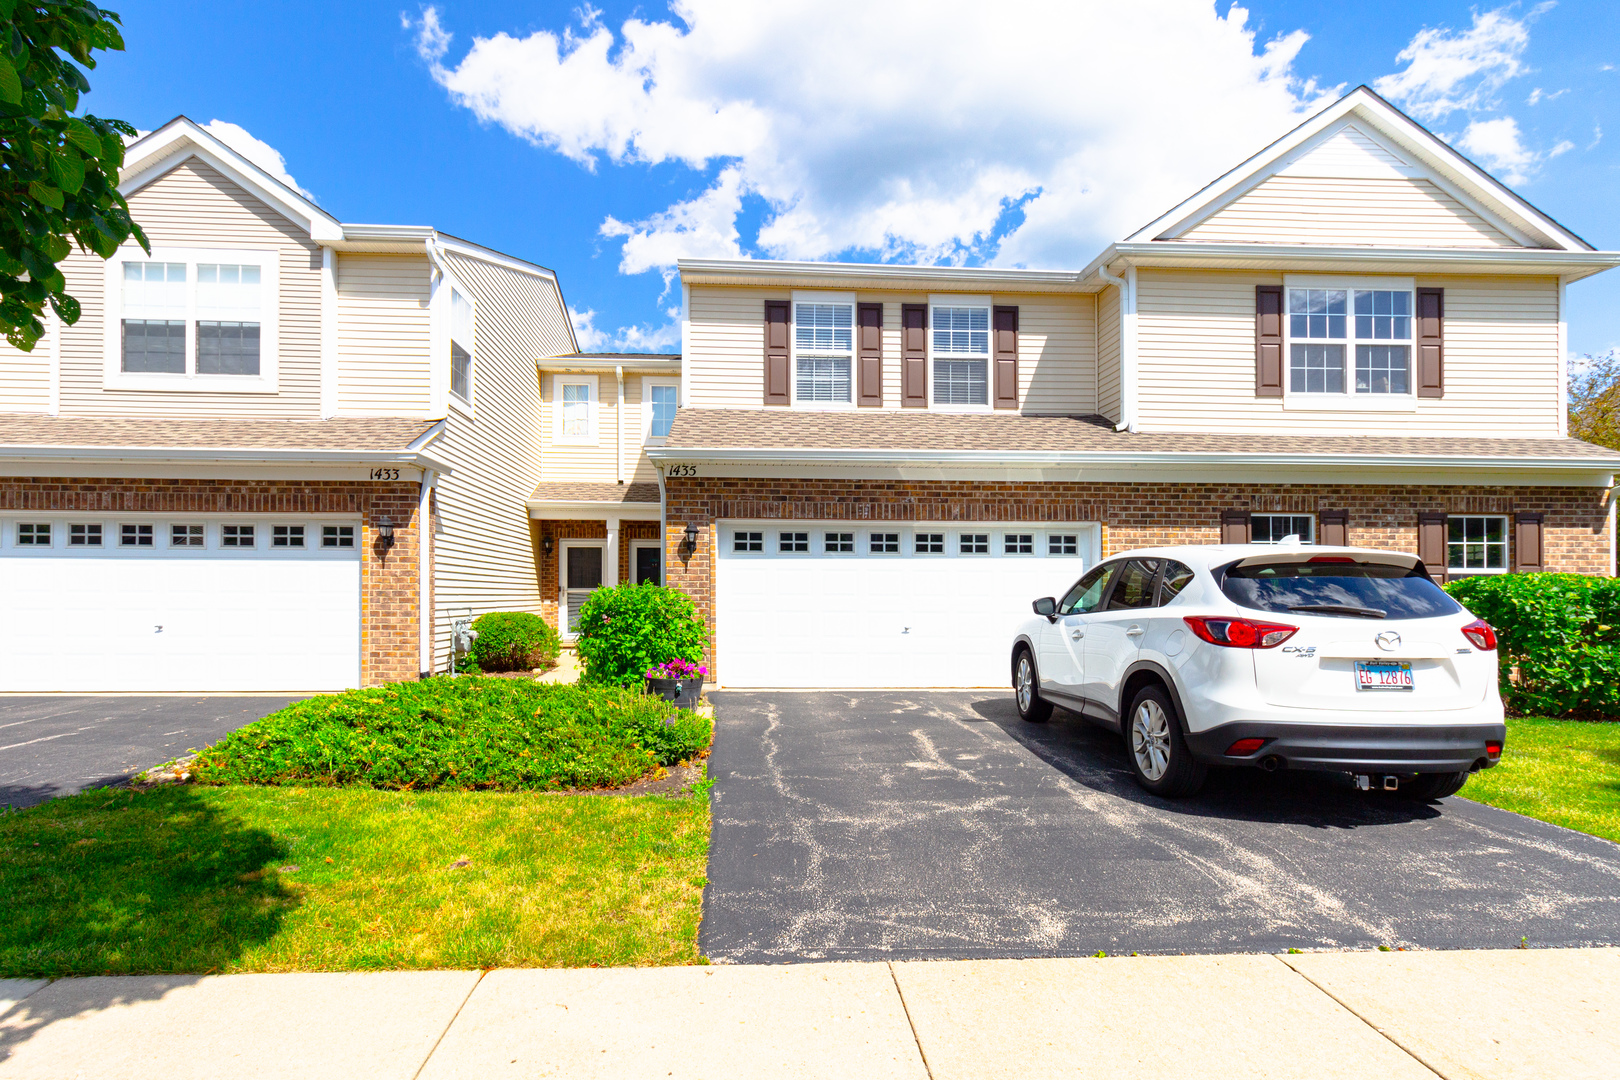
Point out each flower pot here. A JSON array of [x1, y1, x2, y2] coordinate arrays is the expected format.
[[646, 675, 704, 709]]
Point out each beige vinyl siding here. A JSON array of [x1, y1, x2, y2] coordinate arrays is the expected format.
[[1014, 293, 1095, 414], [0, 322, 52, 412], [1179, 175, 1520, 248], [428, 250, 573, 670], [1279, 125, 1408, 174], [879, 294, 925, 408], [1134, 269, 1563, 436], [538, 370, 661, 484], [687, 286, 775, 407], [56, 158, 322, 417], [335, 253, 431, 416], [1096, 285, 1121, 422]]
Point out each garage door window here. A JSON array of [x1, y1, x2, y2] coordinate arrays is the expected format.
[[17, 523, 50, 546], [870, 532, 900, 554], [1004, 533, 1034, 555], [960, 533, 989, 554], [222, 525, 255, 548], [734, 531, 763, 553], [121, 524, 153, 547], [825, 532, 854, 552], [70, 523, 101, 547], [915, 533, 945, 554], [778, 531, 808, 553], [323, 525, 355, 548], [274, 525, 306, 549], [1049, 534, 1078, 555], [171, 525, 204, 547]]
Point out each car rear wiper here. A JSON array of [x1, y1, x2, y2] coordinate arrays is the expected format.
[[1287, 603, 1387, 619]]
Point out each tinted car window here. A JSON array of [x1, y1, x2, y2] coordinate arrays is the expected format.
[[1059, 562, 1118, 615], [1106, 559, 1162, 610], [1158, 560, 1195, 604], [1221, 560, 1461, 620]]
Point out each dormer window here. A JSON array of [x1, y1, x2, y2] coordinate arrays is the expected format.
[[450, 287, 474, 403]]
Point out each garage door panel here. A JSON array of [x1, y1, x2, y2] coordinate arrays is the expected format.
[[717, 522, 1097, 689]]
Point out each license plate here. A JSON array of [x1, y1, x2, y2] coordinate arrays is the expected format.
[[1355, 660, 1413, 691]]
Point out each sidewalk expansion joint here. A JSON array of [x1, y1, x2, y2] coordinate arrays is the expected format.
[[1270, 954, 1446, 1079], [887, 962, 937, 1080], [411, 969, 486, 1080]]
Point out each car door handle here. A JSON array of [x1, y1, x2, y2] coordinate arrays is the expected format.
[[1070, 629, 1085, 639], [1125, 625, 1144, 637]]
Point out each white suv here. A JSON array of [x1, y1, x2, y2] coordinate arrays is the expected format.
[[1011, 543, 1505, 799]]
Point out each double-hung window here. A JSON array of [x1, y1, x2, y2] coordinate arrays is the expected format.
[[1448, 516, 1507, 573], [793, 298, 853, 404], [1286, 280, 1413, 402], [931, 301, 990, 406], [109, 249, 275, 389], [554, 375, 597, 444], [450, 287, 474, 403], [644, 378, 679, 440], [1251, 514, 1315, 544]]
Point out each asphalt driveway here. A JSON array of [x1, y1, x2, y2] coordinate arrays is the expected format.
[[0, 696, 301, 809], [700, 691, 1620, 962]]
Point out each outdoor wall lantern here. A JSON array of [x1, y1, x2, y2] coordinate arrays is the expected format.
[[542, 535, 554, 557], [682, 523, 699, 555], [377, 515, 396, 551]]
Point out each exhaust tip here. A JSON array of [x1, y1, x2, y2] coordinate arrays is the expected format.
[[1259, 755, 1283, 772]]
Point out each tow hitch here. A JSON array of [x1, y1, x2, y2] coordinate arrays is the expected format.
[[1354, 775, 1401, 791]]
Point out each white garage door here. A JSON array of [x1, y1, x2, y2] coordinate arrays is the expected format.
[[0, 516, 362, 693], [716, 521, 1099, 688]]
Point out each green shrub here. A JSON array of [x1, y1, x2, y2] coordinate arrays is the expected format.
[[1444, 573, 1620, 719], [189, 677, 712, 791], [574, 583, 709, 688], [464, 611, 560, 673]]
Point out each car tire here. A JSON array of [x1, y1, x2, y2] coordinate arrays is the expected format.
[[1014, 648, 1053, 723], [1399, 771, 1469, 801], [1124, 684, 1207, 798]]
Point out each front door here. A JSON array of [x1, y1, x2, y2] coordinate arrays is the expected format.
[[563, 544, 604, 634], [634, 544, 662, 585]]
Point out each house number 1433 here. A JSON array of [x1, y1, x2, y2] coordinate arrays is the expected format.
[[369, 467, 401, 480]]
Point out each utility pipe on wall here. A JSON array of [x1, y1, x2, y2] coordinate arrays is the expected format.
[[1096, 264, 1137, 433]]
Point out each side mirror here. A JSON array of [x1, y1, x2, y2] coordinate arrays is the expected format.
[[1032, 597, 1057, 621]]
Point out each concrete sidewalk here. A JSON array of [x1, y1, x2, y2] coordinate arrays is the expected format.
[[1, 948, 1614, 1079]]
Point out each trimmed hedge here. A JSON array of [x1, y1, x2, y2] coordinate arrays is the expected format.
[[465, 611, 560, 673], [1444, 573, 1620, 719], [189, 677, 711, 791], [575, 583, 709, 688]]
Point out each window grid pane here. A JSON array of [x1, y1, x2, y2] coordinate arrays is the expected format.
[[121, 319, 186, 373], [273, 525, 306, 548], [733, 531, 763, 553], [1355, 345, 1410, 394], [1288, 289, 1346, 339], [1049, 534, 1078, 555], [1289, 343, 1345, 393], [870, 532, 900, 554], [562, 383, 590, 436], [1447, 516, 1507, 570], [196, 321, 261, 375], [794, 303, 853, 354], [932, 306, 990, 355], [17, 522, 49, 545], [450, 342, 471, 401], [778, 531, 809, 553], [1250, 514, 1315, 544], [960, 533, 989, 554], [222, 524, 254, 548], [121, 524, 153, 547], [915, 533, 944, 554], [933, 359, 987, 405], [1353, 290, 1411, 341], [1004, 533, 1034, 555], [650, 385, 678, 437], [795, 356, 851, 402], [322, 525, 355, 548], [825, 532, 854, 553], [70, 523, 102, 547], [170, 524, 204, 547]]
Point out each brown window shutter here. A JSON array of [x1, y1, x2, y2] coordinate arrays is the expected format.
[[763, 300, 790, 406], [1319, 509, 1349, 547], [1221, 510, 1251, 545], [857, 302, 883, 407], [901, 303, 927, 407], [1417, 512, 1448, 584], [1514, 511, 1545, 573], [1416, 287, 1444, 398], [1255, 285, 1284, 397], [993, 305, 1019, 410]]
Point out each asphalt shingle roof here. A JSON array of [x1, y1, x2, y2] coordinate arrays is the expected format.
[[528, 482, 662, 504], [0, 415, 437, 451]]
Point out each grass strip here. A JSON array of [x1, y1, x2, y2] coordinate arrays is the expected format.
[[0, 783, 710, 977], [1460, 717, 1620, 845]]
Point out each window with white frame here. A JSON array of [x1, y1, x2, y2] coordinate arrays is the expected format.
[[733, 531, 763, 553], [915, 532, 945, 554], [16, 522, 50, 546], [1287, 283, 1413, 398], [121, 523, 153, 547], [1004, 533, 1034, 555], [171, 524, 204, 547], [1448, 515, 1507, 572], [1049, 534, 1078, 556], [555, 376, 597, 443], [870, 532, 900, 554], [222, 524, 254, 548], [273, 525, 306, 548], [825, 531, 854, 553], [960, 533, 989, 554], [644, 379, 678, 440], [323, 525, 355, 548], [931, 303, 990, 406], [69, 523, 101, 547], [779, 531, 809, 553], [112, 250, 273, 385], [1250, 514, 1315, 544], [450, 287, 473, 403], [794, 300, 853, 403]]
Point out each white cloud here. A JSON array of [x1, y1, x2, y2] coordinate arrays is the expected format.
[[410, 0, 1334, 274], [203, 120, 316, 201], [569, 304, 680, 353], [1526, 86, 1566, 104], [1373, 4, 1548, 122], [569, 306, 610, 351], [1457, 116, 1540, 185], [1589, 125, 1603, 150]]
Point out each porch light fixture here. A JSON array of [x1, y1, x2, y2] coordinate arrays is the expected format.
[[377, 515, 396, 551], [542, 535, 553, 557], [682, 523, 699, 555]]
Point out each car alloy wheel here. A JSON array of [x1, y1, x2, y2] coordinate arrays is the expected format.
[[1016, 653, 1035, 713], [1130, 698, 1172, 781]]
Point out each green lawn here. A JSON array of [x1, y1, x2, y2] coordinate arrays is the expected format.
[[1461, 717, 1620, 845], [0, 784, 710, 977]]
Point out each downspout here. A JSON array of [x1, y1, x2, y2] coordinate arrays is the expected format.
[[615, 364, 625, 485], [418, 470, 435, 677], [1095, 265, 1134, 432]]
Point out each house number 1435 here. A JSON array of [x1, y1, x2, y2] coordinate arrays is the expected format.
[[667, 464, 698, 477]]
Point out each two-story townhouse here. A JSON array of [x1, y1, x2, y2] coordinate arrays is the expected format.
[[0, 117, 575, 693], [644, 87, 1620, 689]]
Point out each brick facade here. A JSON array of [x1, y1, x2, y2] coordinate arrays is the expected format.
[[662, 477, 1613, 678], [0, 476, 422, 686], [533, 518, 664, 631]]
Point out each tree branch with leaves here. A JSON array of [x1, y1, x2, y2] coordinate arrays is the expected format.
[[1569, 349, 1620, 451], [0, 1, 146, 351]]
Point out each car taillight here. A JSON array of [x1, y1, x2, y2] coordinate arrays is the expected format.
[[1183, 616, 1298, 649], [1486, 741, 1503, 758], [1461, 619, 1497, 651], [1226, 737, 1268, 756]]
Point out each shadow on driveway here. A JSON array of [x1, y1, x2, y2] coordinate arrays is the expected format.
[[701, 690, 1620, 963]]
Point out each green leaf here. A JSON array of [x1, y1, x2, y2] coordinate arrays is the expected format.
[[48, 150, 85, 194], [0, 55, 19, 104], [64, 118, 103, 156], [48, 291, 80, 326], [27, 181, 62, 209]]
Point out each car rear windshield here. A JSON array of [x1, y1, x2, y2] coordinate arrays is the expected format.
[[1219, 559, 1461, 620]]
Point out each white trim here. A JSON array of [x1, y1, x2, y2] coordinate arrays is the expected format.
[[319, 246, 337, 418], [1280, 278, 1418, 410], [1283, 274, 1415, 291], [418, 471, 434, 676], [788, 290, 857, 409], [642, 376, 680, 443], [1121, 268, 1138, 432], [526, 500, 660, 518], [0, 444, 451, 472], [1082, 243, 1620, 285], [630, 539, 663, 585], [680, 280, 692, 410], [46, 304, 60, 416], [1558, 276, 1571, 439], [680, 258, 1090, 291], [552, 373, 599, 445], [102, 245, 281, 394], [558, 538, 607, 639]]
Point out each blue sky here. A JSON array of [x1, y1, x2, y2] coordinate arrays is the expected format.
[[89, 1, 1620, 356]]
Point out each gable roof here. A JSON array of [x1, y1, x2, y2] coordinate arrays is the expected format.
[[1125, 86, 1590, 253]]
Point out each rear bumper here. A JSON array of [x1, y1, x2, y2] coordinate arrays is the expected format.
[[1184, 721, 1506, 774]]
